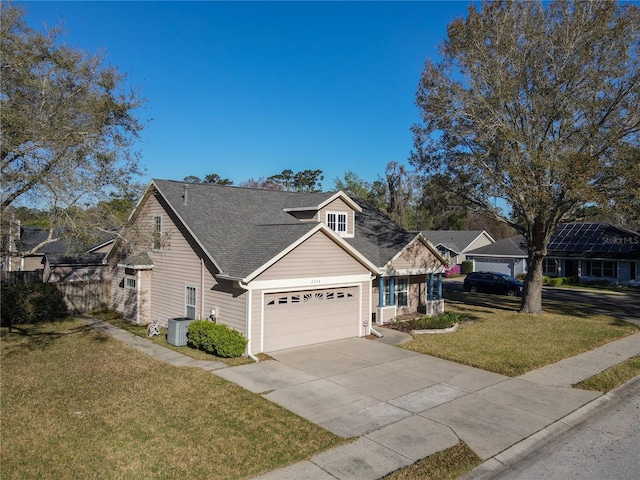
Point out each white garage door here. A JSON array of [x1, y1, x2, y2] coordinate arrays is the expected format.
[[474, 257, 514, 276], [263, 287, 358, 352]]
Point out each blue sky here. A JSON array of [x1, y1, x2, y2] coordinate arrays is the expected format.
[[19, 1, 473, 190]]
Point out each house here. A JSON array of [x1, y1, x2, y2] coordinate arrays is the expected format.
[[1, 223, 114, 282], [419, 230, 494, 266], [108, 180, 447, 354], [465, 223, 640, 284]]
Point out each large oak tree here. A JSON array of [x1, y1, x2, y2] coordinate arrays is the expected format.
[[1, 3, 145, 252], [411, 0, 640, 313]]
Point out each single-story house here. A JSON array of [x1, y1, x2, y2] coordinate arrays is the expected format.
[[109, 180, 447, 354], [419, 230, 494, 266], [1, 222, 114, 282], [465, 223, 640, 284]]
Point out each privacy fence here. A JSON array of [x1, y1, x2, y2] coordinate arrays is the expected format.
[[1, 273, 109, 314]]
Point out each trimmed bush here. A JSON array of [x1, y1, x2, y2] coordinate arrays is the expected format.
[[393, 312, 468, 332], [187, 321, 248, 358], [1, 283, 68, 327], [461, 261, 473, 275]]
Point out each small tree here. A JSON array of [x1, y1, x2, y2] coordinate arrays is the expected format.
[[411, 0, 640, 313]]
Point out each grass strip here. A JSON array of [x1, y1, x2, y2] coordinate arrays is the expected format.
[[382, 442, 482, 480], [573, 355, 640, 392]]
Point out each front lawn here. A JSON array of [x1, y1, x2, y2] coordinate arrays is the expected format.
[[399, 292, 639, 377], [0, 319, 344, 480]]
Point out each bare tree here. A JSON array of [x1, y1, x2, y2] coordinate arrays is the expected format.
[[411, 0, 640, 313]]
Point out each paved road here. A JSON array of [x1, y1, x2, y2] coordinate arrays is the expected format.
[[444, 280, 640, 320], [491, 379, 640, 480]]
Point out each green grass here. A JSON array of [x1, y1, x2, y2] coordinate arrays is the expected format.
[[574, 355, 640, 392], [91, 310, 266, 366], [400, 292, 638, 377], [382, 442, 482, 480], [0, 319, 345, 480]]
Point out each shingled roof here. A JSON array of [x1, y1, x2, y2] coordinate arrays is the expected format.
[[151, 180, 364, 279], [420, 230, 492, 254], [345, 197, 417, 268]]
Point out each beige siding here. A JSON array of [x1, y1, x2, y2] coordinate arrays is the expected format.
[[389, 241, 444, 272], [318, 198, 355, 237], [465, 233, 493, 252], [139, 196, 247, 330], [255, 230, 369, 281], [202, 278, 247, 334], [138, 270, 153, 325]]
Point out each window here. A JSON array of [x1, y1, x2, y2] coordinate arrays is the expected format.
[[152, 215, 162, 250], [396, 278, 409, 307], [185, 286, 197, 319], [326, 212, 347, 234], [383, 277, 409, 307], [585, 261, 617, 278], [125, 276, 136, 289], [543, 258, 558, 275]]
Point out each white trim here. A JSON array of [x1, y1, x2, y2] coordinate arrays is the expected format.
[[185, 285, 197, 319], [383, 267, 446, 276], [259, 281, 364, 353], [282, 191, 363, 213], [325, 210, 353, 238], [135, 270, 141, 325], [248, 273, 373, 291]]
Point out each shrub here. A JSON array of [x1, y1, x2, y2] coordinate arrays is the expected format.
[[445, 265, 461, 278], [394, 312, 467, 332], [1, 283, 68, 327], [461, 261, 473, 275], [549, 277, 564, 287], [187, 321, 248, 358]]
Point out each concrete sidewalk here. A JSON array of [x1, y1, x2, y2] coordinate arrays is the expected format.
[[84, 317, 640, 480]]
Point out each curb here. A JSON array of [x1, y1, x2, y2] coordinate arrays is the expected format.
[[460, 374, 640, 480]]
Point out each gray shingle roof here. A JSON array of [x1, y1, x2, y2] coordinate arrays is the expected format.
[[466, 235, 527, 257], [152, 180, 322, 278], [345, 198, 416, 267], [420, 230, 489, 254]]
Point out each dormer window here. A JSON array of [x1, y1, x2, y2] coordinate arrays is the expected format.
[[327, 212, 347, 234]]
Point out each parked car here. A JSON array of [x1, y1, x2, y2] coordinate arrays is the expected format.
[[463, 272, 524, 296]]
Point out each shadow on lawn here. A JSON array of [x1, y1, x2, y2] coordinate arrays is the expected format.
[[443, 290, 613, 319], [1, 320, 109, 356]]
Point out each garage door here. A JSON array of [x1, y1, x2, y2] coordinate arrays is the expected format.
[[474, 257, 514, 276], [263, 287, 358, 352]]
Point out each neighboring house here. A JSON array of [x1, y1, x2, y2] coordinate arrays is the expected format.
[[108, 180, 448, 354], [465, 223, 640, 284], [419, 230, 495, 266], [2, 223, 114, 282], [463, 235, 529, 277]]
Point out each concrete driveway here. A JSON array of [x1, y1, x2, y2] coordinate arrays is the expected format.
[[215, 337, 600, 461]]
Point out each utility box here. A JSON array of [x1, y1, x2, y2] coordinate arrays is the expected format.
[[167, 317, 196, 346]]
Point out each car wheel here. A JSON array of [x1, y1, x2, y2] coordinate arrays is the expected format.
[[470, 286, 478, 293], [507, 289, 516, 296]]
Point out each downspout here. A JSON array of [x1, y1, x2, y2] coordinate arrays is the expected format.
[[200, 258, 205, 319], [370, 326, 383, 338], [239, 280, 260, 363]]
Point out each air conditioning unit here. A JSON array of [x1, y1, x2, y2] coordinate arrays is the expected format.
[[167, 317, 196, 346]]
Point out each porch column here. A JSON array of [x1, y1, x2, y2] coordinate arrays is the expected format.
[[378, 276, 385, 306], [428, 273, 434, 301], [437, 273, 443, 299], [389, 276, 395, 306]]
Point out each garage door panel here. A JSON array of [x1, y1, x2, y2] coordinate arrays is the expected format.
[[264, 287, 358, 352]]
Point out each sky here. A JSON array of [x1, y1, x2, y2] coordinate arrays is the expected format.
[[18, 1, 474, 190]]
